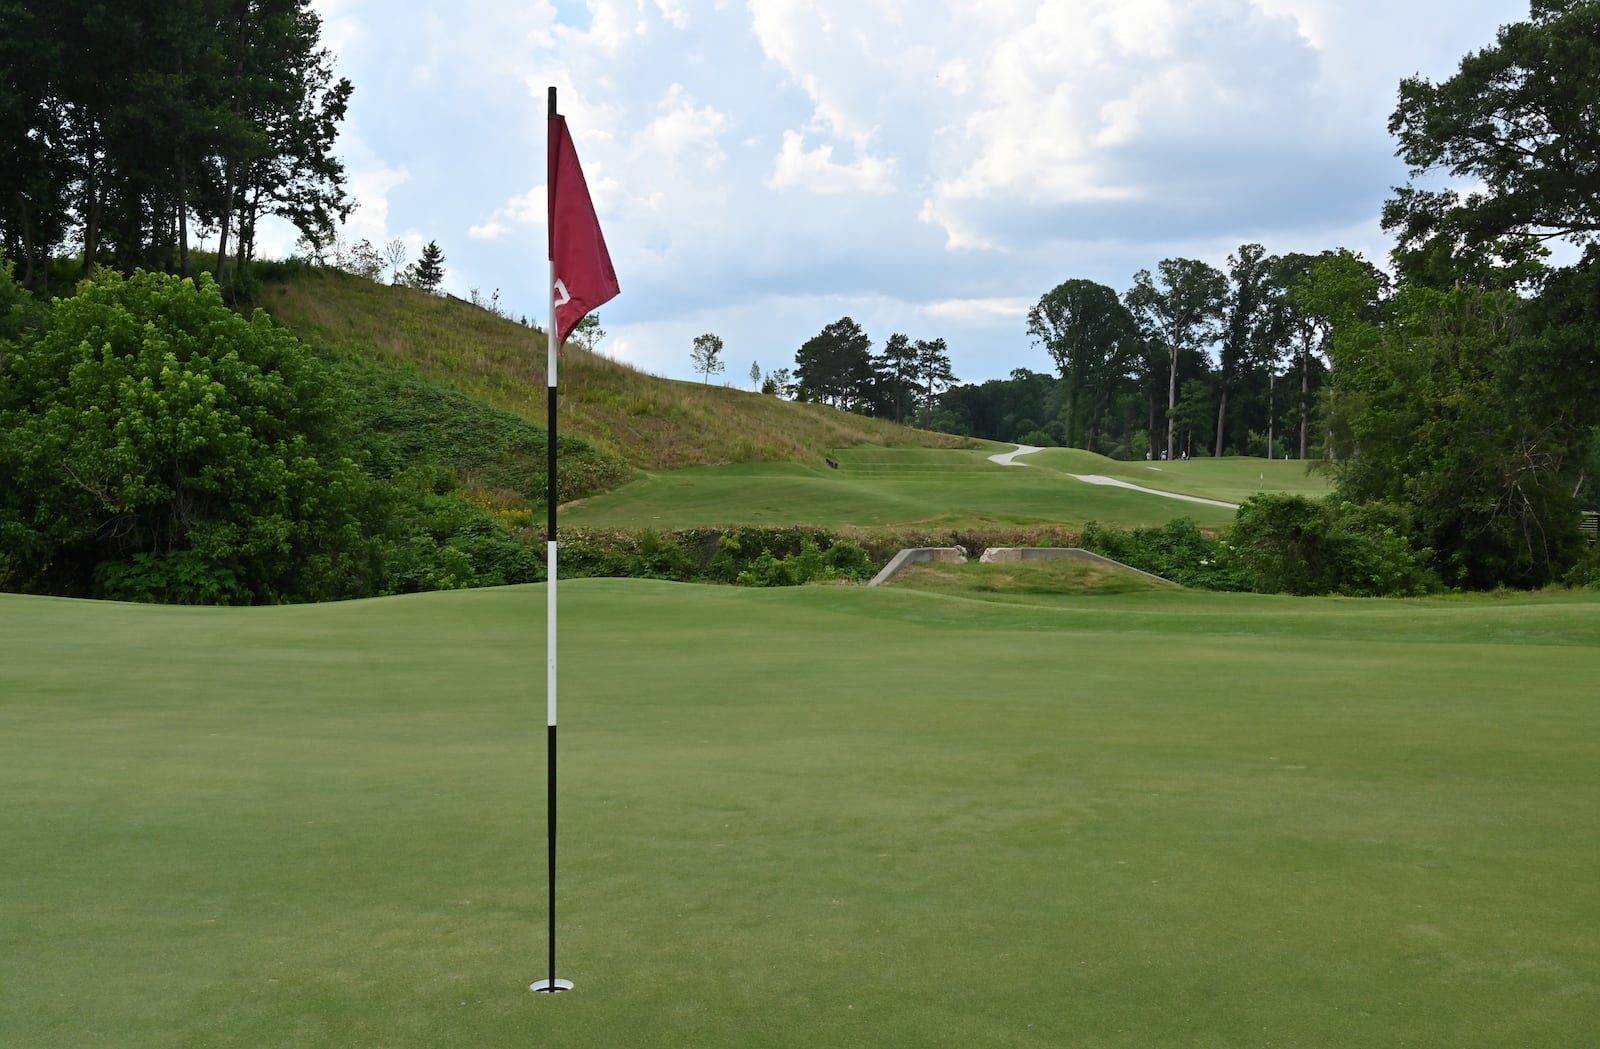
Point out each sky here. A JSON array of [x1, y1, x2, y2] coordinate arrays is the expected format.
[[256, 0, 1537, 386]]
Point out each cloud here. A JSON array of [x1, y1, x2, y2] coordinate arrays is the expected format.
[[305, 0, 1534, 384], [468, 221, 511, 241], [921, 297, 1033, 322], [637, 84, 730, 173], [344, 165, 411, 242], [769, 131, 895, 194]]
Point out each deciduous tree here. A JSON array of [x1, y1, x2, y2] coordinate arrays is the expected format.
[[1385, 0, 1600, 257], [691, 332, 725, 383], [1028, 279, 1137, 449], [1125, 259, 1227, 462]]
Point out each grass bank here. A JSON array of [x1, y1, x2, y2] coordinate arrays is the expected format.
[[257, 268, 969, 470]]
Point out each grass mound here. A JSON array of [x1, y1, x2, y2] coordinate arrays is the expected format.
[[257, 268, 970, 470]]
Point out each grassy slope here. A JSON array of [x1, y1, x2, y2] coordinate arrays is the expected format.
[[3, 583, 1597, 1049], [257, 268, 969, 471]]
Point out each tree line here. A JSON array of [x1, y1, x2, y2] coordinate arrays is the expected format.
[[0, 0, 351, 292]]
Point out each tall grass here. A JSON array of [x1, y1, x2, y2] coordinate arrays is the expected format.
[[257, 269, 970, 470]]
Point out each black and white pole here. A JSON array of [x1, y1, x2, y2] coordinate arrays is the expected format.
[[531, 85, 573, 997]]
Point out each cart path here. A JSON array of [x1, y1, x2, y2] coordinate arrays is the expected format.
[[985, 445, 1240, 509]]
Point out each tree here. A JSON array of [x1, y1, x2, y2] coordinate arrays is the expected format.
[[0, 0, 353, 290], [1169, 379, 1213, 459], [1028, 279, 1138, 449], [691, 333, 725, 383], [571, 313, 604, 353], [794, 317, 873, 409], [341, 238, 383, 280], [873, 332, 919, 423], [383, 239, 408, 283], [1125, 259, 1227, 462], [1293, 249, 1392, 460], [413, 239, 446, 292], [761, 367, 795, 398], [1321, 281, 1589, 588], [1216, 244, 1280, 457], [914, 337, 958, 422], [749, 360, 760, 389], [211, 0, 355, 284], [0, 269, 382, 602], [1385, 0, 1600, 257]]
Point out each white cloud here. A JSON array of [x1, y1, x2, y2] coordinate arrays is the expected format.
[[304, 0, 1535, 384], [921, 297, 1032, 322], [468, 221, 510, 241], [653, 0, 690, 30], [637, 84, 729, 173], [770, 131, 894, 194], [344, 165, 411, 242]]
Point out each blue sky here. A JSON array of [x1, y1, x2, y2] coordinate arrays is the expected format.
[[262, 0, 1535, 385]]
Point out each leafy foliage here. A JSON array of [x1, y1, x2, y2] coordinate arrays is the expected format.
[[1322, 279, 1591, 588], [0, 270, 383, 601], [559, 527, 877, 587], [1028, 279, 1138, 450], [1228, 494, 1436, 597], [691, 332, 725, 383], [0, 0, 352, 290], [1079, 519, 1250, 591], [1126, 259, 1229, 461], [1386, 0, 1600, 253]]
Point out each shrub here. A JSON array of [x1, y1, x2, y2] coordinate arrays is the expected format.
[[1080, 518, 1249, 591], [1226, 494, 1437, 597], [0, 269, 387, 602]]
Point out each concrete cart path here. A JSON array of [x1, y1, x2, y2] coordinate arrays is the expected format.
[[986, 444, 1240, 509], [987, 445, 1044, 466]]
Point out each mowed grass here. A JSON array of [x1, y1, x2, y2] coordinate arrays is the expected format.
[[561, 446, 1246, 530], [1015, 447, 1333, 504], [3, 583, 1598, 1048]]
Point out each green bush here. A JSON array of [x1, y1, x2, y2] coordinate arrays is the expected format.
[[93, 550, 251, 605], [1563, 543, 1600, 589], [559, 528, 880, 587], [1080, 519, 1249, 591], [1226, 494, 1437, 597], [0, 269, 388, 602]]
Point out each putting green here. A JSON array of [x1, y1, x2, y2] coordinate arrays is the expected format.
[[2, 583, 1596, 1048]]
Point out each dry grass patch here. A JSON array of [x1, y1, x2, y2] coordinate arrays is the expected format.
[[891, 555, 1178, 595], [257, 269, 971, 470]]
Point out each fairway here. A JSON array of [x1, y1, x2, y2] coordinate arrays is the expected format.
[[558, 445, 1313, 530], [1014, 447, 1333, 505], [3, 583, 1597, 1048]]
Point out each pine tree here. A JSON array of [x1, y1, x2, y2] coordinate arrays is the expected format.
[[414, 240, 445, 293]]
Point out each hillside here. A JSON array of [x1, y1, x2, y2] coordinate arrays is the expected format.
[[257, 267, 970, 470]]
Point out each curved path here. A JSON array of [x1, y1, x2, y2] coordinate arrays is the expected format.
[[986, 444, 1239, 509]]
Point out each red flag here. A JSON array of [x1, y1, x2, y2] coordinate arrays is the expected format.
[[548, 115, 619, 348]]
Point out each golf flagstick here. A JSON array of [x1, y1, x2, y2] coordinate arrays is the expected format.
[[532, 85, 618, 996]]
